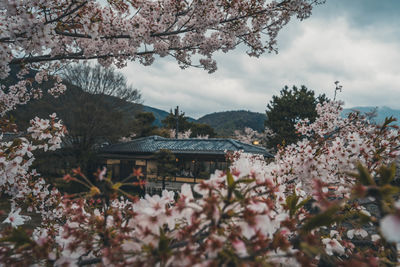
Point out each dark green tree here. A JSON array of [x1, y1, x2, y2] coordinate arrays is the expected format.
[[197, 110, 266, 137], [189, 123, 217, 138], [162, 110, 216, 138], [162, 110, 192, 132], [265, 85, 328, 150], [131, 112, 157, 138], [154, 149, 178, 190]]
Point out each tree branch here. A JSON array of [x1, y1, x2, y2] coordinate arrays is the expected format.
[[9, 45, 197, 65], [45, 1, 89, 25], [78, 257, 102, 266]]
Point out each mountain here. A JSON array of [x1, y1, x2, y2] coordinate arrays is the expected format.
[[342, 106, 400, 126], [142, 106, 170, 127], [197, 111, 266, 136], [142, 106, 196, 127], [190, 106, 399, 138]]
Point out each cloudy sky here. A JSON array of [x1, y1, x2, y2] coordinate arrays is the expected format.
[[121, 0, 400, 119]]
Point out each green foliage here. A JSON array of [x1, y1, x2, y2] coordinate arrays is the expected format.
[[131, 112, 157, 137], [226, 171, 235, 189], [265, 85, 328, 149], [162, 110, 217, 137], [155, 149, 178, 178], [189, 123, 217, 137], [377, 163, 396, 186], [0, 227, 32, 248], [151, 128, 174, 138], [298, 161, 399, 255], [197, 110, 266, 136], [354, 163, 375, 186], [301, 205, 342, 233], [162, 111, 192, 132], [154, 149, 178, 190], [142, 105, 171, 127], [285, 190, 311, 218]]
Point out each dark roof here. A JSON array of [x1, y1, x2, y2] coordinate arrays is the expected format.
[[99, 136, 273, 158]]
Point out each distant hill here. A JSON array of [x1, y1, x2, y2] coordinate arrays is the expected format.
[[142, 106, 170, 127], [197, 111, 266, 136], [142, 106, 399, 136], [142, 106, 196, 127], [342, 106, 400, 126]]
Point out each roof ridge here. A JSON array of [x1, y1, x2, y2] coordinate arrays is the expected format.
[[227, 138, 243, 149], [102, 135, 161, 149], [149, 135, 166, 141], [120, 135, 152, 145], [163, 137, 229, 141], [99, 136, 273, 158]]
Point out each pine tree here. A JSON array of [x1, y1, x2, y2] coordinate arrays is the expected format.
[[265, 85, 328, 149]]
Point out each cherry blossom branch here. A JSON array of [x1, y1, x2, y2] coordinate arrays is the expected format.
[[44, 1, 88, 25]]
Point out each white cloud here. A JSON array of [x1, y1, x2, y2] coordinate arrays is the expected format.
[[121, 10, 400, 118]]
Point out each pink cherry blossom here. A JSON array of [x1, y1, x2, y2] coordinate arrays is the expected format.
[[322, 238, 345, 255], [2, 208, 30, 227], [1, 1, 400, 266]]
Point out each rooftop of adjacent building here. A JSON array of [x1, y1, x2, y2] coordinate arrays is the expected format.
[[99, 135, 273, 158]]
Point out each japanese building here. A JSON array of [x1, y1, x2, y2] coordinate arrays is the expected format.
[[98, 135, 273, 193]]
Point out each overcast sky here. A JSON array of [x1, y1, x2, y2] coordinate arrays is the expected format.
[[121, 0, 400, 119]]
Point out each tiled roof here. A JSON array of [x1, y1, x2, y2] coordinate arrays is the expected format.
[[99, 136, 273, 158]]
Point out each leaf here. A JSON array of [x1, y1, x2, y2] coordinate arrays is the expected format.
[[226, 171, 234, 189], [300, 242, 321, 258], [355, 211, 372, 224], [355, 163, 375, 186], [112, 182, 122, 190], [0, 227, 32, 248], [284, 190, 311, 218], [233, 189, 244, 200], [158, 228, 170, 253], [235, 178, 255, 185], [380, 116, 396, 131], [301, 205, 341, 232], [296, 196, 312, 211], [285, 191, 300, 218], [89, 186, 101, 196], [378, 163, 396, 186], [379, 184, 400, 200]]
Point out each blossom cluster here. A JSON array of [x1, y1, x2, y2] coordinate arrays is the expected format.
[[1, 1, 400, 265], [234, 126, 274, 147], [27, 113, 66, 152], [0, 101, 399, 266], [1, 0, 323, 113], [0, 113, 65, 202], [1, 0, 322, 75], [0, 80, 31, 115], [277, 101, 399, 194], [0, 68, 66, 116]]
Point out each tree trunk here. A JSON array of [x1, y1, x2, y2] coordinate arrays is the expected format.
[[162, 177, 166, 190]]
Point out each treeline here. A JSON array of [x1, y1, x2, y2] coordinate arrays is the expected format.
[[4, 64, 217, 183], [197, 110, 266, 136]]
